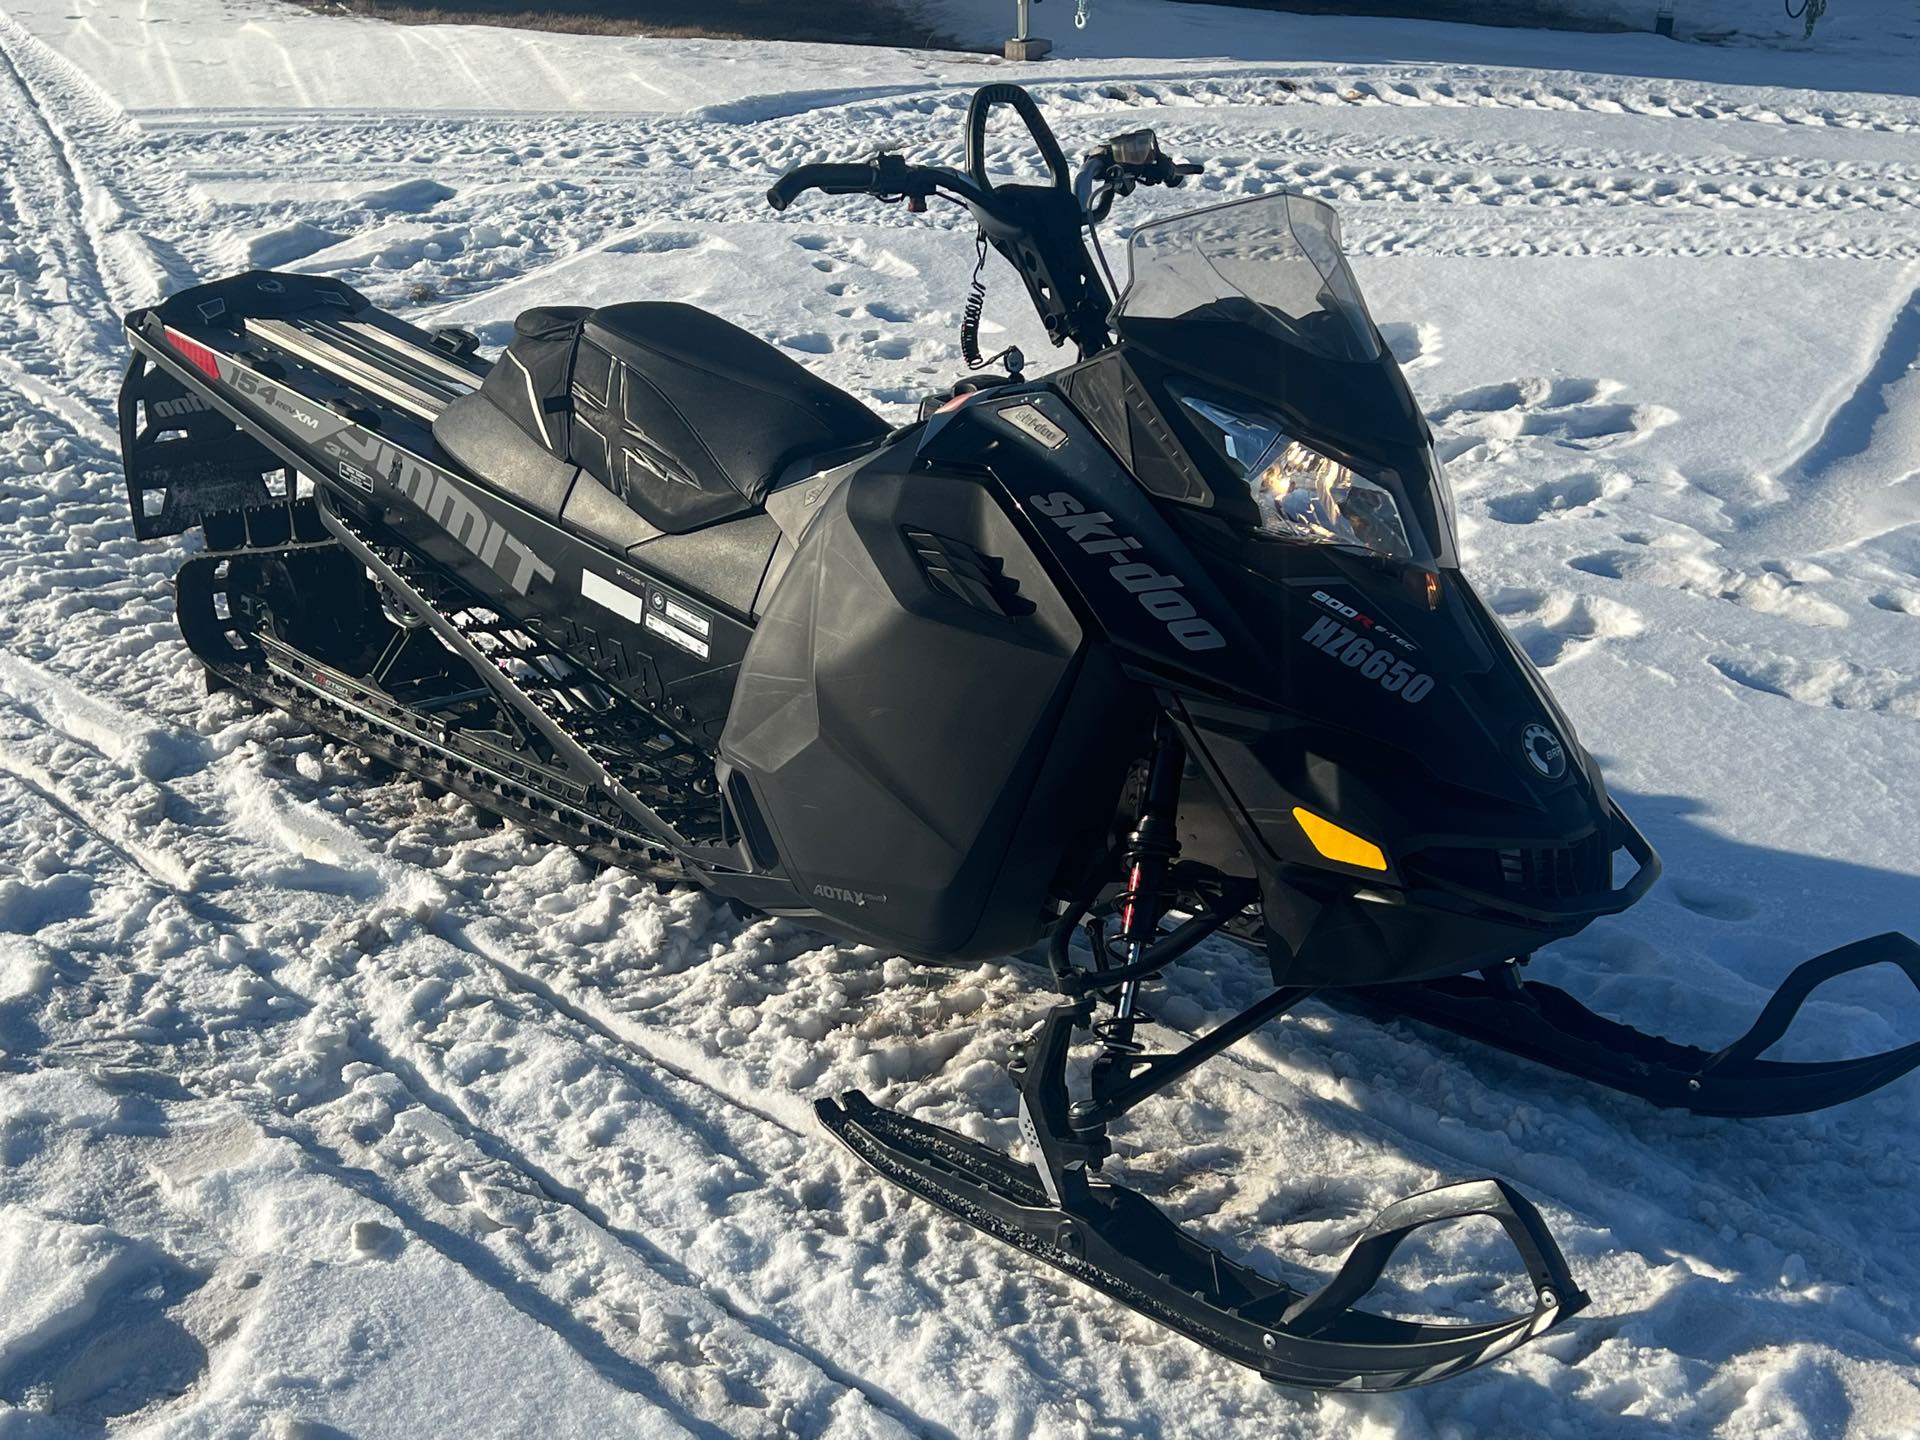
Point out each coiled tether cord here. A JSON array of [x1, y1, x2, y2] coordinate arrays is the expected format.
[[960, 216, 1116, 377], [960, 233, 1016, 373]]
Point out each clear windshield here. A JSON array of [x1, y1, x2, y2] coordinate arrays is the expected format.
[[1115, 192, 1381, 364], [1109, 192, 1455, 567]]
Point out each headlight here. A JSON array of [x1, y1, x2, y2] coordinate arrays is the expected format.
[[1179, 394, 1414, 561]]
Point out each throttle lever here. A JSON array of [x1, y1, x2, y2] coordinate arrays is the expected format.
[[1084, 129, 1201, 193]]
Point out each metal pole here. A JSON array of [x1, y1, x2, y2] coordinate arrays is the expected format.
[[1004, 0, 1052, 60]]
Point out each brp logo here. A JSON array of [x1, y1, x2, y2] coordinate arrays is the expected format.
[[1521, 723, 1567, 781]]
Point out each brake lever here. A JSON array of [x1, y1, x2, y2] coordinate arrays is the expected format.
[[869, 149, 940, 212]]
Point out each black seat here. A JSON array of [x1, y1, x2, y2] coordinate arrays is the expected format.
[[433, 302, 887, 536]]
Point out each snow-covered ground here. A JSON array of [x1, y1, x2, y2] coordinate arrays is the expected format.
[[1, 0, 1917, 1434]]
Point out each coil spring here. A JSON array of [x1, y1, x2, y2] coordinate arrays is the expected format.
[[1091, 1013, 1148, 1053]]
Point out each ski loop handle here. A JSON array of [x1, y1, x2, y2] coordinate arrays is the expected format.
[[1703, 932, 1920, 1073], [1279, 1179, 1584, 1335]]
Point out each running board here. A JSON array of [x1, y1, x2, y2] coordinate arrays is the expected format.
[[1350, 933, 1920, 1117], [174, 535, 673, 875], [819, 1092, 1583, 1392]]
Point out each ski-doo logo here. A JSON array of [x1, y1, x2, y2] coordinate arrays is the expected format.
[[1027, 493, 1226, 653], [325, 431, 557, 596], [150, 395, 214, 420], [814, 883, 886, 908]]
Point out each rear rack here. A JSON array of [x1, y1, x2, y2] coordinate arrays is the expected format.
[[242, 314, 474, 422]]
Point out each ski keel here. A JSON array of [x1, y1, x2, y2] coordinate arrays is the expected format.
[[818, 1090, 1584, 1392], [1353, 932, 1920, 1117]]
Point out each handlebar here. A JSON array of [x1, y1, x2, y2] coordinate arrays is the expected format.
[[767, 103, 1195, 224], [766, 161, 894, 213], [761, 84, 1201, 361]]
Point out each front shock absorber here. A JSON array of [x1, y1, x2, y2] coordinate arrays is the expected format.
[[1091, 715, 1184, 1077]]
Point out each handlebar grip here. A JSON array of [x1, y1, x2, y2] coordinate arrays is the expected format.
[[765, 161, 881, 212], [964, 83, 1071, 194]]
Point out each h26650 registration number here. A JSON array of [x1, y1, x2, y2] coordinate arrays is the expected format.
[[1300, 616, 1434, 703]]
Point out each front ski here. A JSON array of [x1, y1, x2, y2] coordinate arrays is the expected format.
[[1351, 933, 1920, 1117], [819, 1090, 1582, 1392], [817, 721, 1585, 1391]]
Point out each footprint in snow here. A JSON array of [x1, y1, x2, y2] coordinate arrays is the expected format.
[[1708, 652, 1920, 718], [790, 232, 919, 281], [1485, 469, 1633, 524], [1432, 376, 1674, 462], [1489, 586, 1644, 667], [1870, 589, 1920, 616], [1572, 537, 1850, 628]]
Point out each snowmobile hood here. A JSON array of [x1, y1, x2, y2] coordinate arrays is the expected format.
[[918, 383, 1647, 982], [1170, 509, 1591, 810]]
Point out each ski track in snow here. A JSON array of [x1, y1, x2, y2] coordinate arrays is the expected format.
[[2, 3, 1919, 1437]]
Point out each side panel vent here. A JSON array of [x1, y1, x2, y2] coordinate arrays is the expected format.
[[904, 528, 1031, 619]]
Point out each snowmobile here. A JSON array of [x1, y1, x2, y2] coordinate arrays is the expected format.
[[117, 83, 1919, 1392]]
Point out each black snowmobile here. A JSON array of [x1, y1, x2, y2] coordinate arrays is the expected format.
[[118, 84, 1919, 1392]]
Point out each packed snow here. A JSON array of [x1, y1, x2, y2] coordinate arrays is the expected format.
[[0, 0, 1917, 1434]]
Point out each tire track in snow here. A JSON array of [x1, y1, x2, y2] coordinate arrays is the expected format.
[[131, 64, 1920, 301], [261, 876, 1082, 1434], [0, 9, 230, 435], [0, 756, 195, 894], [0, 26, 126, 405], [0, 947, 728, 1439], [0, 681, 981, 1438], [443, 918, 822, 1141], [0, 10, 222, 306], [681, 66, 1920, 137], [0, 691, 946, 1437], [309, 939, 957, 1440], [260, 969, 930, 1440]]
